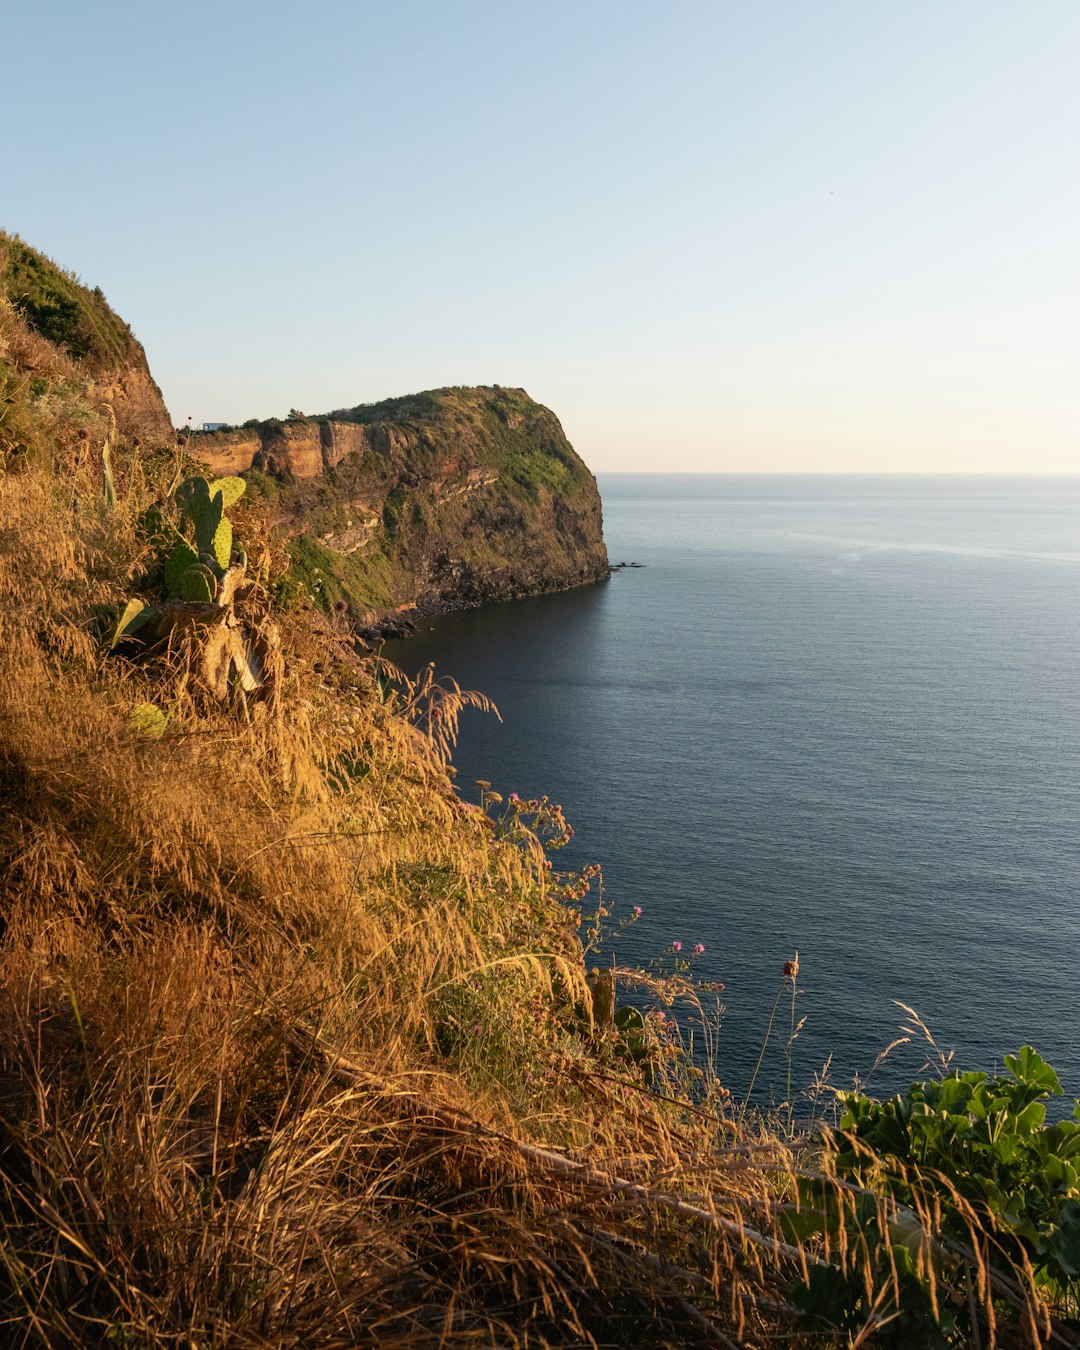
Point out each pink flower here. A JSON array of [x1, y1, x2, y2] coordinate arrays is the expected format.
[[694, 943, 705, 955], [672, 941, 682, 952], [509, 792, 520, 802], [632, 905, 642, 917]]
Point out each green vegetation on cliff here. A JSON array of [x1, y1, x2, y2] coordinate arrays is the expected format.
[[1, 233, 134, 367], [0, 232, 172, 457], [189, 385, 610, 629], [328, 384, 589, 501]]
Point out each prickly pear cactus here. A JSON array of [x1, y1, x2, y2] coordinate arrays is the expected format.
[[207, 517, 233, 572], [177, 564, 218, 603], [208, 476, 246, 508], [136, 504, 168, 545], [129, 702, 168, 739], [588, 969, 615, 1027], [169, 473, 245, 579], [193, 491, 223, 556], [175, 476, 211, 518], [164, 538, 201, 594]]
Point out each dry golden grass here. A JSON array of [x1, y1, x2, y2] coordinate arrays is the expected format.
[[0, 438, 1069, 1348]]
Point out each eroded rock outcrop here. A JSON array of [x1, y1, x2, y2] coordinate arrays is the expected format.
[[190, 386, 610, 631]]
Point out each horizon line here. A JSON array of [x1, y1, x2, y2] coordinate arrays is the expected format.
[[592, 469, 1080, 477]]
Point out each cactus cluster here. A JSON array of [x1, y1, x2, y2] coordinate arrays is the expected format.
[[109, 476, 249, 648], [164, 475, 246, 602], [109, 471, 275, 707]]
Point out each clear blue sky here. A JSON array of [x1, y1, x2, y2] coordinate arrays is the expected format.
[[7, 1, 1079, 471]]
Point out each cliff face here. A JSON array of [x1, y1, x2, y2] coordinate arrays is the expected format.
[[191, 386, 609, 630], [0, 233, 173, 446], [0, 234, 606, 631]]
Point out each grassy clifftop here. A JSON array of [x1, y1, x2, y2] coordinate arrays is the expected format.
[[328, 384, 597, 501], [0, 232, 173, 450], [1, 233, 135, 368]]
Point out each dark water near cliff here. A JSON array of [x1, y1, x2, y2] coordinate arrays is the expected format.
[[385, 475, 1080, 1108]]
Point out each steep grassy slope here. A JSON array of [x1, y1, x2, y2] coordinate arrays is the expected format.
[[3, 428, 1073, 1350], [0, 232, 172, 448], [190, 386, 610, 629], [0, 384, 801, 1350]]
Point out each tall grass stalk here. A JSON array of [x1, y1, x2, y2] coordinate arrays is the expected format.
[[740, 981, 786, 1126]]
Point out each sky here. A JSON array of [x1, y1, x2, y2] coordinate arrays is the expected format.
[[6, 1, 1079, 472]]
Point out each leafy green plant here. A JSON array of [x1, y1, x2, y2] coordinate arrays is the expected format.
[[791, 1046, 1080, 1342], [837, 1048, 1080, 1284]]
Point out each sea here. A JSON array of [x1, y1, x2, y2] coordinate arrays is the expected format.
[[385, 475, 1080, 1110]]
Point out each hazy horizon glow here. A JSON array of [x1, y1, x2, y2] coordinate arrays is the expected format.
[[7, 1, 1079, 472]]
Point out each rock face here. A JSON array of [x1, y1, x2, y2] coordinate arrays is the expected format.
[[190, 386, 610, 628], [0, 233, 172, 445]]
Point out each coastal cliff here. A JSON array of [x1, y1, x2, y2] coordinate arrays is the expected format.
[[190, 386, 610, 633], [0, 235, 607, 634]]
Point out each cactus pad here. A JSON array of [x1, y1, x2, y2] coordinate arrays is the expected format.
[[193, 491, 224, 555], [209, 476, 246, 508], [129, 702, 168, 739], [207, 517, 233, 571], [164, 539, 200, 594], [177, 564, 218, 603], [175, 476, 211, 517]]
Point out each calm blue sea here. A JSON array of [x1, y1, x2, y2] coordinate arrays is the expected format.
[[386, 476, 1080, 1108]]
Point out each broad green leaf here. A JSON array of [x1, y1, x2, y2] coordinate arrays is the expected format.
[[1004, 1046, 1062, 1095], [109, 599, 158, 648], [1042, 1200, 1080, 1278]]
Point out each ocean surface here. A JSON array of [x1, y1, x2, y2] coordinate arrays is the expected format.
[[385, 475, 1080, 1109]]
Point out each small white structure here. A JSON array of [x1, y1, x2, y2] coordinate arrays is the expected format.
[[201, 422, 228, 432]]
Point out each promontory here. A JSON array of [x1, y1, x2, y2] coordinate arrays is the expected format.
[[189, 388, 610, 636]]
